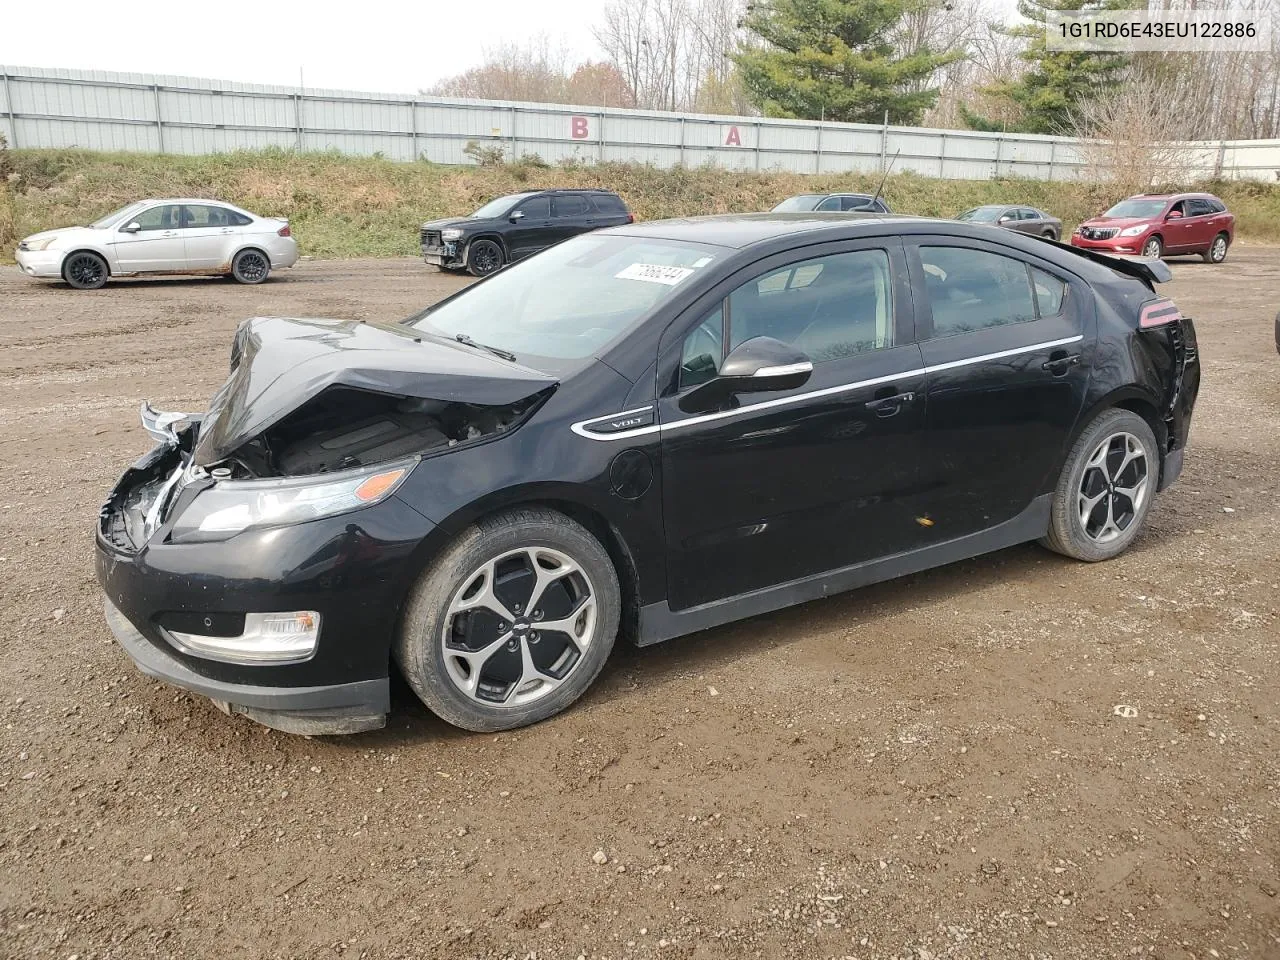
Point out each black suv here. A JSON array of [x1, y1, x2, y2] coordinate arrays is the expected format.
[[420, 189, 634, 276]]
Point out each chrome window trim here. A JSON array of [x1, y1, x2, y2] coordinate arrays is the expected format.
[[570, 334, 1084, 441]]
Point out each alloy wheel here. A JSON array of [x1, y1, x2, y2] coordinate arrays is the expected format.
[[1077, 432, 1150, 544], [1142, 238, 1162, 259], [235, 251, 269, 283], [1211, 236, 1227, 262], [66, 253, 105, 288], [441, 547, 597, 706], [471, 242, 501, 275]]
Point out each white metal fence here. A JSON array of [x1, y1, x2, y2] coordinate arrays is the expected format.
[[3, 64, 1279, 182]]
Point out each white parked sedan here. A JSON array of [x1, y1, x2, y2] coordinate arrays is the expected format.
[[15, 198, 299, 289]]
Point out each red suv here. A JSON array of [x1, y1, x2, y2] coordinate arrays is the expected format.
[[1071, 193, 1234, 263]]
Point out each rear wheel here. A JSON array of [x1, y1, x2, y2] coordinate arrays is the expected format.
[[395, 507, 621, 732], [231, 248, 271, 284], [466, 239, 504, 278], [63, 251, 109, 290], [1141, 236, 1163, 260], [1041, 409, 1159, 562], [1203, 232, 1229, 264]]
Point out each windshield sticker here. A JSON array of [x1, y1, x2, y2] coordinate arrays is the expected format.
[[691, 256, 714, 268], [616, 263, 696, 285]]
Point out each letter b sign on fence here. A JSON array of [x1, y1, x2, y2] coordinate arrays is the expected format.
[[571, 116, 590, 140]]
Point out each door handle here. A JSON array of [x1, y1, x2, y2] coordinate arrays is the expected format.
[[865, 390, 915, 417], [1042, 352, 1081, 375], [161, 230, 179, 237]]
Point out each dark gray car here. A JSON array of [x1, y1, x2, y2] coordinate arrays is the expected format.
[[957, 205, 1062, 241]]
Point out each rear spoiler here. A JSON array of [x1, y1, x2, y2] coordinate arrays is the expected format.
[[1034, 236, 1173, 286]]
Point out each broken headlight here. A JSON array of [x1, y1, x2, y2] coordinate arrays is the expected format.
[[169, 458, 416, 542]]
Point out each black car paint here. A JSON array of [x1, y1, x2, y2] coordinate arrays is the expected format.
[[96, 214, 1200, 733], [419, 189, 632, 271]]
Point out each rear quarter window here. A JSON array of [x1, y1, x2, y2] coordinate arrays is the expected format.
[[591, 194, 627, 214]]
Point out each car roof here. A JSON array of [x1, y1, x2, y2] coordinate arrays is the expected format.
[[608, 212, 934, 249], [1128, 192, 1219, 201]]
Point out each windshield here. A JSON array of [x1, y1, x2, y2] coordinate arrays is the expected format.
[[957, 206, 1003, 222], [89, 201, 149, 229], [1103, 199, 1168, 219], [470, 193, 536, 219], [772, 195, 823, 212], [408, 234, 721, 363]]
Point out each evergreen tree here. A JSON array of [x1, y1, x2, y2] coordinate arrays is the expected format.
[[733, 0, 961, 125], [969, 0, 1128, 134]]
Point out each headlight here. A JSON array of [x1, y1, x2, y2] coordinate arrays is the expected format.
[[1119, 225, 1148, 237], [23, 236, 58, 251], [170, 459, 415, 542], [441, 228, 463, 241]]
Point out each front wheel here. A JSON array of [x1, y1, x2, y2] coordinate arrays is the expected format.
[[466, 239, 504, 278], [1042, 228, 1058, 241], [1041, 409, 1160, 562], [231, 248, 271, 284], [1141, 236, 1163, 260], [63, 251, 109, 290], [1203, 232, 1229, 264], [395, 507, 621, 732]]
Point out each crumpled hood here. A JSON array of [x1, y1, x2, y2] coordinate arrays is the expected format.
[[191, 316, 557, 467]]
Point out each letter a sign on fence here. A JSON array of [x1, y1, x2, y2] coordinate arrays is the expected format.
[[725, 126, 742, 146], [571, 116, 590, 140]]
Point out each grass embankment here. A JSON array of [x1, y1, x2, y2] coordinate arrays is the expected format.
[[4, 147, 1279, 259]]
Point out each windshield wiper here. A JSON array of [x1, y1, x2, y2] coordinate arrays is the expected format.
[[454, 333, 517, 363]]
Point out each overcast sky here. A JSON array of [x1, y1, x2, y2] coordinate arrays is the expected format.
[[4, 0, 1023, 95], [2, 0, 605, 93]]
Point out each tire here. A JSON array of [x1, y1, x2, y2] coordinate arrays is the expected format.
[[231, 248, 271, 284], [1203, 232, 1229, 264], [1041, 409, 1160, 562], [466, 239, 504, 278], [1042, 228, 1058, 241], [1141, 236, 1163, 260], [395, 507, 621, 732], [63, 251, 109, 290]]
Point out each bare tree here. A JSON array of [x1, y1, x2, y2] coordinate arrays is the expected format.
[[428, 37, 572, 103], [1070, 76, 1209, 192]]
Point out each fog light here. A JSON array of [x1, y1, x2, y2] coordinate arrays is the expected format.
[[167, 611, 320, 664]]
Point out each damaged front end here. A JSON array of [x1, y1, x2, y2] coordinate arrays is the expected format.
[[96, 315, 557, 735]]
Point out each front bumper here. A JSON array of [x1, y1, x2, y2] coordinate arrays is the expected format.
[[15, 248, 66, 278], [422, 241, 460, 268], [95, 446, 438, 735], [103, 599, 389, 734], [1069, 234, 1145, 255]]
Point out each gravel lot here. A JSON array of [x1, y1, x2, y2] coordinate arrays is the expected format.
[[1, 253, 1278, 960]]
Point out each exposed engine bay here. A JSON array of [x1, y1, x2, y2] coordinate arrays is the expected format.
[[218, 386, 543, 478]]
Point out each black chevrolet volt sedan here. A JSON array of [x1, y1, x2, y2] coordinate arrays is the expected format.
[[96, 214, 1200, 736]]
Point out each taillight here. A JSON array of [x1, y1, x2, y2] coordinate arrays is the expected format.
[[626, 214, 635, 223], [1139, 298, 1181, 328], [277, 225, 291, 237]]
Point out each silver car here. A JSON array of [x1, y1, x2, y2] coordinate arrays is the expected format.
[[956, 204, 1062, 241], [15, 198, 299, 289]]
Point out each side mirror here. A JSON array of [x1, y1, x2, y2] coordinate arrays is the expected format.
[[509, 210, 525, 222], [121, 221, 141, 233], [680, 337, 812, 413], [1166, 210, 1183, 220]]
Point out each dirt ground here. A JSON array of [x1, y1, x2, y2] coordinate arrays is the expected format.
[[1, 253, 1278, 960]]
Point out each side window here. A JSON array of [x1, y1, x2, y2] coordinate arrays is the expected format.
[[228, 211, 253, 226], [590, 194, 625, 215], [1019, 208, 1039, 220], [679, 304, 724, 388], [840, 196, 871, 211], [518, 196, 550, 218], [184, 205, 232, 227], [729, 249, 894, 362], [919, 246, 1038, 337], [1185, 199, 1212, 217], [1169, 200, 1186, 217], [552, 195, 590, 218], [1209, 199, 1227, 213], [1030, 267, 1067, 317], [130, 205, 181, 231], [815, 196, 842, 211]]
